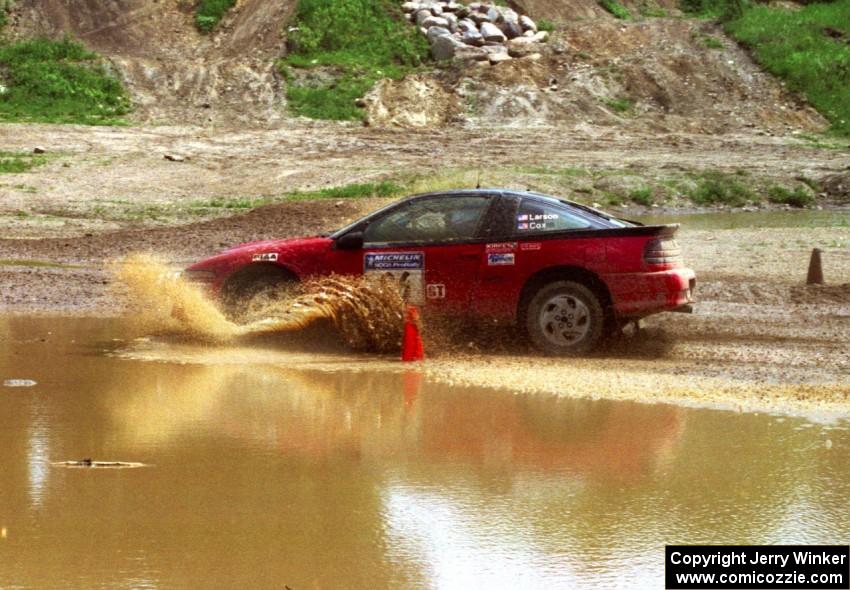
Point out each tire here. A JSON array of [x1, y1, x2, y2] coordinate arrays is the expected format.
[[525, 280, 605, 355], [221, 272, 298, 323]]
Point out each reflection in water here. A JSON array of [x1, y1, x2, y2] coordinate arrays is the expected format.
[[0, 318, 848, 590], [635, 209, 849, 230], [106, 360, 686, 482], [26, 405, 50, 508], [384, 487, 578, 589]]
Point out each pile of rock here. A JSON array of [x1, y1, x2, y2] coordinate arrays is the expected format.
[[401, 2, 550, 64]]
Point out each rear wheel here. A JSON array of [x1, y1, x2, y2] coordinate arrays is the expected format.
[[525, 280, 605, 355]]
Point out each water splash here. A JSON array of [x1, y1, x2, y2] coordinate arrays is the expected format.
[[113, 254, 405, 352]]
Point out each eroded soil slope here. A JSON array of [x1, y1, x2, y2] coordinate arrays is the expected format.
[[2, 0, 830, 134], [7, 0, 296, 123], [368, 19, 826, 134]]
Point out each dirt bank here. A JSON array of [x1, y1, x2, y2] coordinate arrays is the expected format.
[[370, 19, 826, 134], [7, 0, 295, 124]]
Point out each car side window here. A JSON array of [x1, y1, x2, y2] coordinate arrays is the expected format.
[[515, 198, 592, 233], [364, 196, 490, 244]]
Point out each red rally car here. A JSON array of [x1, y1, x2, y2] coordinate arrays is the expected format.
[[184, 189, 696, 354]]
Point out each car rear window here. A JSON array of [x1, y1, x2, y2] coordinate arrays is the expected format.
[[516, 198, 592, 233]]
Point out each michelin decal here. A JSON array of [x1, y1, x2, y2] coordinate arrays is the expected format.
[[364, 252, 425, 304]]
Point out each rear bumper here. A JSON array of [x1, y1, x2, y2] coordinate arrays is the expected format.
[[605, 268, 696, 317]]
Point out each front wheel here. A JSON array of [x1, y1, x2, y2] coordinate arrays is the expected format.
[[221, 273, 299, 324], [525, 280, 605, 355]]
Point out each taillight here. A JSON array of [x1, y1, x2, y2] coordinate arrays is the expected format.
[[644, 238, 683, 265]]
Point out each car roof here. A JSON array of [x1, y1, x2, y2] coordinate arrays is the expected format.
[[402, 189, 629, 223], [330, 188, 631, 238]]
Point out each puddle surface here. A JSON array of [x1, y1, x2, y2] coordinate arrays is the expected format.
[[1, 317, 848, 589], [636, 208, 849, 230]]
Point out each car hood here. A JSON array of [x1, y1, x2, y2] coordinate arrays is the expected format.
[[187, 236, 332, 271], [224, 235, 333, 254]]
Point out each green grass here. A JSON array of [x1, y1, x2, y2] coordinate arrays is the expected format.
[[195, 0, 237, 33], [0, 151, 47, 173], [0, 37, 130, 124], [0, 259, 80, 269], [284, 180, 404, 200], [280, 0, 429, 121], [84, 181, 406, 222], [681, 0, 742, 19], [639, 4, 669, 17], [767, 185, 815, 208], [537, 19, 556, 32], [599, 0, 631, 19], [690, 171, 754, 206], [512, 165, 591, 178], [603, 96, 633, 113], [682, 0, 850, 137], [724, 1, 850, 137], [629, 187, 655, 206], [698, 34, 724, 48]]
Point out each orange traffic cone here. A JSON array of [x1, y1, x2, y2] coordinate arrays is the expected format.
[[401, 305, 425, 362]]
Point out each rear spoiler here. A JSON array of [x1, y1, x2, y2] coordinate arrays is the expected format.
[[518, 224, 679, 241]]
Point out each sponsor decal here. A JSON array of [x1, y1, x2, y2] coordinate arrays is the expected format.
[[486, 242, 517, 253], [364, 252, 424, 271], [364, 252, 425, 304], [252, 252, 279, 262], [520, 242, 542, 251], [426, 284, 446, 300], [487, 253, 515, 266]]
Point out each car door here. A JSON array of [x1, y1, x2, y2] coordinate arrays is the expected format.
[[356, 193, 495, 315], [472, 193, 603, 319]]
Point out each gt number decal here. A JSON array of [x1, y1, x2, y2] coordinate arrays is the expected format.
[[252, 253, 278, 262], [364, 252, 425, 305], [488, 253, 515, 266], [426, 284, 446, 300]]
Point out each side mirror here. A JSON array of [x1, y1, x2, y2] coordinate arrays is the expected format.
[[336, 231, 364, 251]]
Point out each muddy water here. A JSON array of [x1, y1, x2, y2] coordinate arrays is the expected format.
[[1, 318, 849, 590]]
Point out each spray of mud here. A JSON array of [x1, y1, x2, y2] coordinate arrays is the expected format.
[[113, 254, 406, 352]]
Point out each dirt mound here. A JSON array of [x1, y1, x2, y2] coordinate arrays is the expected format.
[[370, 18, 825, 134], [8, 0, 296, 124], [3, 1, 829, 133], [512, 0, 679, 21], [364, 75, 464, 128], [512, 0, 608, 21]]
